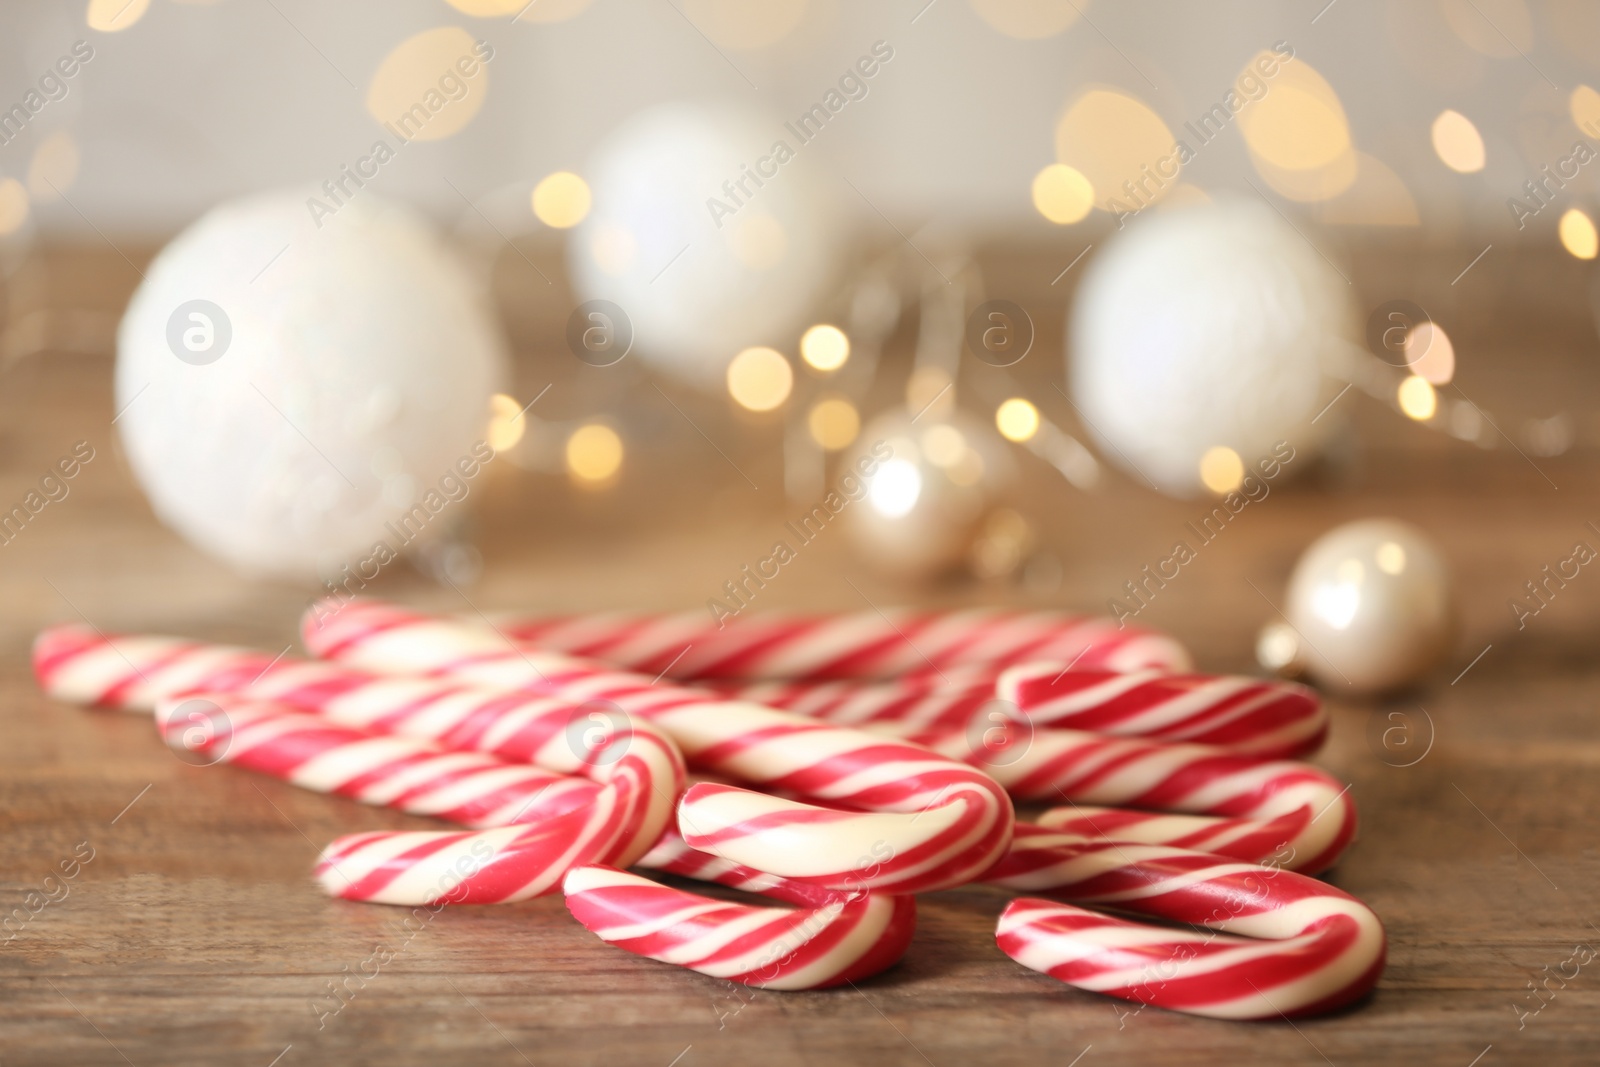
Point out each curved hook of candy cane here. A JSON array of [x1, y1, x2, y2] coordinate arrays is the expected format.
[[482, 607, 1193, 679], [994, 839, 1386, 1020], [562, 865, 917, 991], [297, 599, 1018, 895], [152, 695, 604, 828], [676, 780, 1009, 895], [312, 713, 685, 905], [997, 666, 1327, 758], [920, 726, 1357, 875]]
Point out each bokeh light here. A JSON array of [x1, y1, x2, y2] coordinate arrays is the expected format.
[[486, 393, 527, 452], [531, 171, 591, 229], [682, 0, 807, 50], [807, 397, 860, 450], [445, 0, 593, 19], [1055, 89, 1178, 211], [27, 133, 80, 200], [1198, 445, 1244, 494], [87, 0, 150, 31], [921, 424, 968, 468], [1441, 0, 1533, 58], [968, 0, 1084, 39], [1031, 163, 1094, 223], [566, 423, 624, 484], [366, 27, 488, 142], [1398, 375, 1438, 421], [1238, 55, 1350, 172], [0, 179, 29, 236], [1431, 109, 1485, 173], [1405, 322, 1456, 385], [1571, 85, 1600, 135], [995, 397, 1040, 442], [800, 324, 850, 371], [726, 346, 794, 411], [1559, 208, 1598, 259]]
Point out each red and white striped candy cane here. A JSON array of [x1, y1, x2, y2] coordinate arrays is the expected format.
[[997, 665, 1326, 757], [153, 694, 600, 828], [993, 838, 1386, 1020], [563, 865, 917, 991], [37, 627, 685, 906], [478, 607, 1191, 679], [917, 726, 1356, 875], [301, 599, 1015, 895], [711, 666, 1324, 759]]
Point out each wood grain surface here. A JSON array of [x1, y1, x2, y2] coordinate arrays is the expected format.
[[1, 244, 1598, 1065]]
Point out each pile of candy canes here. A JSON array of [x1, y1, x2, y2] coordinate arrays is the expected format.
[[32, 599, 1385, 1019]]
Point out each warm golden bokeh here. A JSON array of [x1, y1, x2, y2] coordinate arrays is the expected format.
[[1198, 445, 1244, 494], [1431, 109, 1485, 173], [532, 171, 592, 229], [486, 393, 527, 452], [87, 0, 150, 31], [0, 179, 28, 236], [27, 133, 80, 201], [1559, 208, 1598, 259], [800, 324, 850, 371], [1405, 322, 1456, 385], [1238, 55, 1351, 172], [1031, 163, 1094, 224], [967, 0, 1084, 39], [995, 398, 1040, 442], [445, 0, 593, 19], [366, 27, 488, 142], [566, 423, 624, 484], [727, 346, 794, 411], [683, 0, 807, 50], [1398, 375, 1438, 421], [1318, 153, 1420, 226], [807, 397, 860, 450], [1055, 89, 1178, 211], [1571, 85, 1600, 136]]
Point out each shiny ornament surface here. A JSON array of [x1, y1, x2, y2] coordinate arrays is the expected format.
[[844, 408, 1015, 580], [1279, 518, 1454, 695], [1070, 196, 1356, 497], [115, 190, 505, 579]]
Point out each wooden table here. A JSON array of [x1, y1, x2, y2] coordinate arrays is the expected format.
[[2, 242, 1598, 1065]]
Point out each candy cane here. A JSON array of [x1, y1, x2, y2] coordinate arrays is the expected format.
[[711, 667, 1324, 759], [37, 627, 685, 906], [919, 726, 1356, 875], [994, 838, 1386, 1020], [153, 694, 600, 828], [477, 607, 1192, 679], [998, 666, 1326, 757], [300, 599, 1015, 895], [562, 866, 917, 991]]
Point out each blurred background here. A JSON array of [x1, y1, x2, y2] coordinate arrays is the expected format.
[[0, 0, 1597, 684]]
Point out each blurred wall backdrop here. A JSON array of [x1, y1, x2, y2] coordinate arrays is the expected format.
[[0, 0, 1598, 242]]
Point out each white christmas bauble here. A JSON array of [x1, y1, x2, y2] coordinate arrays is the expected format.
[[844, 409, 1015, 580], [1273, 518, 1454, 696], [569, 101, 841, 390], [116, 190, 506, 579], [1070, 196, 1356, 497]]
